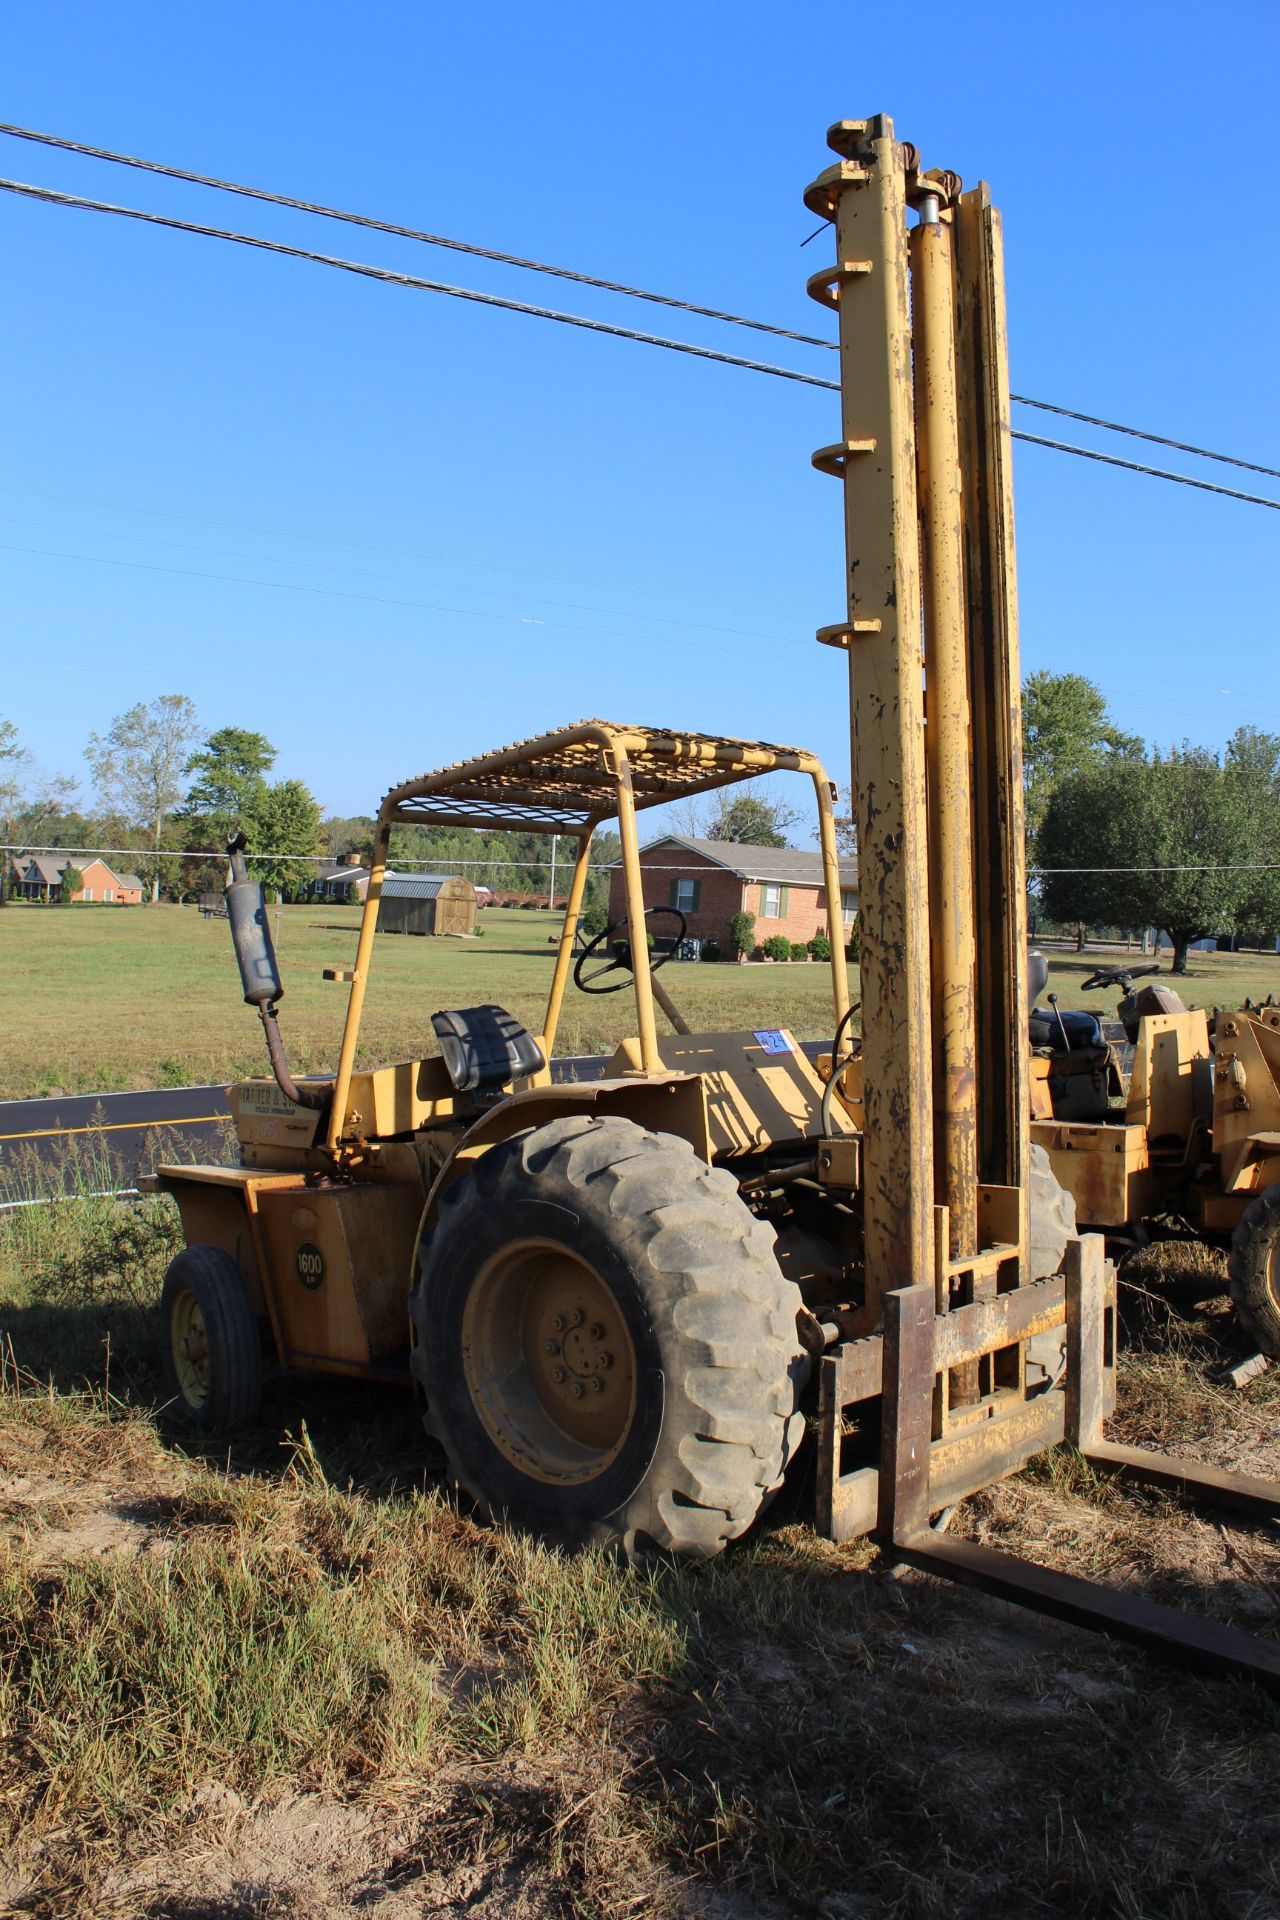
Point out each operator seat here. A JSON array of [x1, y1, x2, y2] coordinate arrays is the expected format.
[[431, 1004, 546, 1099]]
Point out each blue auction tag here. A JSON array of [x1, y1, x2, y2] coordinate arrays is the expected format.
[[752, 1029, 792, 1055]]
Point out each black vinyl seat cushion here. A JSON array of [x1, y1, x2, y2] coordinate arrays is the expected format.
[[431, 1005, 547, 1093], [1029, 1008, 1104, 1051]]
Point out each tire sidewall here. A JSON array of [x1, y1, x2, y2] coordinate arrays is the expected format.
[[418, 1148, 668, 1538], [160, 1245, 261, 1433]]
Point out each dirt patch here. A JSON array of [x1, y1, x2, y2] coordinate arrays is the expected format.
[[0, 1409, 177, 1572]]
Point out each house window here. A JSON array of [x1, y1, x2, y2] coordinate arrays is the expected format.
[[760, 884, 782, 918], [841, 888, 857, 924], [83, 887, 93, 902], [674, 878, 697, 914], [103, 889, 114, 903]]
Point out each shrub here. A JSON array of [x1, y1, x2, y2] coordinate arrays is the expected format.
[[789, 940, 809, 962], [580, 903, 609, 941], [845, 914, 860, 963], [729, 911, 756, 959], [700, 940, 721, 963], [808, 933, 832, 962], [764, 934, 793, 963]]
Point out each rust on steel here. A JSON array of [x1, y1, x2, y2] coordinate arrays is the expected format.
[[805, 116, 935, 1320], [953, 187, 1030, 1208], [909, 206, 978, 1268]]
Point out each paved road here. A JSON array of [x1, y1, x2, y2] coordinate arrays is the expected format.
[[0, 1042, 834, 1199], [0, 1084, 235, 1199], [0, 1062, 614, 1199]]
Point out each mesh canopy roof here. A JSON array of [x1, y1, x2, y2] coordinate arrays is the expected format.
[[379, 721, 825, 835]]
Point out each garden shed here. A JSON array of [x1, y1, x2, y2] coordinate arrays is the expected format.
[[376, 873, 476, 937]]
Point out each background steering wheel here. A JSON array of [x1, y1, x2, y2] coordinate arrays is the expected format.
[[573, 906, 687, 995], [1081, 963, 1160, 992]]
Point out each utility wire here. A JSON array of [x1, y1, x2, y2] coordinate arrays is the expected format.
[[0, 513, 805, 647], [0, 176, 839, 392], [1008, 396, 1280, 482], [1, 175, 1276, 513], [0, 119, 837, 351], [1012, 433, 1280, 512], [0, 539, 810, 663], [3, 120, 1276, 484], [10, 845, 1280, 876]]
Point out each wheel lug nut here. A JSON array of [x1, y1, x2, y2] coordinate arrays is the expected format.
[[599, 1352, 613, 1369], [568, 1308, 584, 1327], [570, 1381, 585, 1398], [552, 1314, 565, 1331], [544, 1338, 561, 1355], [552, 1367, 566, 1383], [590, 1377, 605, 1394], [589, 1323, 605, 1341]]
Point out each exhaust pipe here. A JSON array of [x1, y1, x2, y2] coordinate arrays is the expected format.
[[225, 834, 329, 1111]]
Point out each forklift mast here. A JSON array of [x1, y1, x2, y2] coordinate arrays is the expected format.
[[804, 120, 1280, 1691]]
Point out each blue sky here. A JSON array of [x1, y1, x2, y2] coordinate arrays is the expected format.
[[2, 1, 1277, 834]]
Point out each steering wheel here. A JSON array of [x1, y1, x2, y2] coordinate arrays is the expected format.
[[573, 907, 687, 995], [1081, 963, 1160, 993]]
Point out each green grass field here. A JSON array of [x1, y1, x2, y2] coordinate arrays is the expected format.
[[1, 900, 1278, 1099]]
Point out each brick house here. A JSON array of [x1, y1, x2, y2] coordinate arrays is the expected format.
[[606, 836, 858, 955], [10, 854, 145, 904]]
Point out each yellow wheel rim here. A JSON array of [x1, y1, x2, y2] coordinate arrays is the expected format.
[[170, 1287, 211, 1409], [461, 1239, 638, 1486]]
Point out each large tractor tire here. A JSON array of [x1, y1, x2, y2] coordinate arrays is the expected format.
[[1228, 1184, 1280, 1358], [409, 1114, 809, 1559], [160, 1245, 263, 1433]]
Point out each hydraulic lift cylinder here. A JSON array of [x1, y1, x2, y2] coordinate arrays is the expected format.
[[910, 211, 979, 1270]]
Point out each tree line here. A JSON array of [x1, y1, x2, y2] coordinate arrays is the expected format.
[[0, 697, 623, 907], [1024, 672, 1280, 972]]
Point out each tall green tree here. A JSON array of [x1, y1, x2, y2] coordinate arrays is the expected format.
[[86, 695, 202, 902], [1037, 745, 1267, 973], [1224, 727, 1280, 935], [0, 719, 79, 906], [249, 779, 323, 900], [1023, 671, 1142, 846], [184, 728, 276, 847]]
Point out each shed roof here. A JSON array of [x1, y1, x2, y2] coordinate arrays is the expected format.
[[381, 874, 455, 901]]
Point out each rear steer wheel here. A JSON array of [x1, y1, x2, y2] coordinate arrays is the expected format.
[[160, 1245, 263, 1433], [1228, 1183, 1280, 1358], [409, 1114, 810, 1559]]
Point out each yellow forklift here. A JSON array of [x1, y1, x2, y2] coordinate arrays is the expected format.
[[156, 725, 870, 1557], [1029, 960, 1280, 1351], [154, 114, 1280, 1687]]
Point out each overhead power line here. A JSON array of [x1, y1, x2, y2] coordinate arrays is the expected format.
[[0, 174, 1276, 513], [3, 119, 1276, 485], [1008, 397, 1280, 483], [1012, 433, 1280, 512], [0, 119, 837, 350], [0, 176, 838, 392]]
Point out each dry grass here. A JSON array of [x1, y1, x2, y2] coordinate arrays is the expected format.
[[5, 1197, 1280, 1915]]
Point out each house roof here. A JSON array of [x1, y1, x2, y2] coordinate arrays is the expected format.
[[13, 853, 143, 890], [629, 835, 858, 889], [317, 865, 369, 885], [15, 853, 70, 886]]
